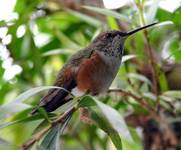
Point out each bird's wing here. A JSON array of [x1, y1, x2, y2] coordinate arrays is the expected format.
[[34, 48, 94, 112]]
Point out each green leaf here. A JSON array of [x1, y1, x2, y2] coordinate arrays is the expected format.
[[169, 48, 181, 61], [0, 138, 14, 149], [0, 20, 7, 27], [94, 99, 133, 142], [67, 9, 101, 27], [0, 114, 44, 129], [12, 86, 71, 103], [127, 73, 151, 85], [83, 6, 129, 22], [37, 107, 51, 123], [158, 71, 168, 92], [162, 90, 181, 99], [122, 55, 137, 63], [159, 95, 173, 102], [90, 109, 122, 150], [54, 29, 81, 49], [78, 95, 96, 107], [41, 124, 61, 150], [40, 112, 72, 150], [156, 8, 172, 22], [172, 7, 181, 26], [79, 96, 133, 143], [0, 103, 31, 119], [42, 48, 74, 57], [107, 16, 119, 30], [154, 21, 173, 27], [142, 92, 157, 101], [55, 99, 78, 114], [0, 86, 72, 118], [36, 145, 46, 150]]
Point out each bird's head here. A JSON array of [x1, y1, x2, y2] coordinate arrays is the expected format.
[[91, 22, 158, 58]]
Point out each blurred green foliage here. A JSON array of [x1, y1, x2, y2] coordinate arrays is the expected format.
[[0, 0, 181, 150]]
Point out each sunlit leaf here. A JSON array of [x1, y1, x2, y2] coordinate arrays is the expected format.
[[55, 99, 78, 114], [42, 48, 75, 57], [154, 21, 173, 27], [67, 9, 102, 27], [54, 29, 81, 49], [107, 16, 119, 30], [11, 86, 71, 103], [90, 109, 122, 150], [0, 138, 12, 149], [172, 7, 181, 26], [0, 103, 31, 119], [162, 90, 181, 99], [146, 0, 159, 23], [158, 71, 168, 92], [127, 73, 151, 85], [94, 99, 133, 142], [83, 6, 129, 22], [156, 8, 172, 21], [79, 96, 133, 142], [0, 114, 44, 129], [142, 92, 157, 101], [159, 95, 173, 102], [121, 55, 137, 63]]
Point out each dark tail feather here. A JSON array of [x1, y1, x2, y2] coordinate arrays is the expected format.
[[31, 90, 71, 115], [31, 79, 76, 115]]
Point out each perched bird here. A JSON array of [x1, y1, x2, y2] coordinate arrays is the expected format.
[[32, 23, 157, 113]]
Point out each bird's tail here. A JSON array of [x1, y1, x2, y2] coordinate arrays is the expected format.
[[31, 89, 73, 115]]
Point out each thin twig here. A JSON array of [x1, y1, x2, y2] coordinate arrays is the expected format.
[[22, 107, 76, 150], [136, 1, 159, 108], [108, 88, 154, 112], [108, 88, 177, 143], [144, 30, 158, 95]]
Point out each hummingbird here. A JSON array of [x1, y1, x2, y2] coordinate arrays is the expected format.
[[32, 22, 157, 113]]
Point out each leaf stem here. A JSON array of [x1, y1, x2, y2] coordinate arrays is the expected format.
[[22, 107, 76, 150], [108, 88, 154, 112]]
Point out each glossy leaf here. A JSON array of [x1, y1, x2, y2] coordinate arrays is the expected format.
[[90, 109, 122, 150], [94, 99, 133, 142], [79, 96, 133, 142], [41, 124, 61, 150]]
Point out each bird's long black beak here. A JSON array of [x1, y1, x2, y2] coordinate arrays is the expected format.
[[125, 22, 158, 37]]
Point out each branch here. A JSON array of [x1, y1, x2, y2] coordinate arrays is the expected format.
[[109, 88, 178, 146], [22, 107, 76, 150], [108, 88, 154, 112], [136, 1, 159, 96], [144, 30, 158, 95]]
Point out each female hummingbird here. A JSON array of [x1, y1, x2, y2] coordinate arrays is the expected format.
[[32, 22, 157, 113]]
